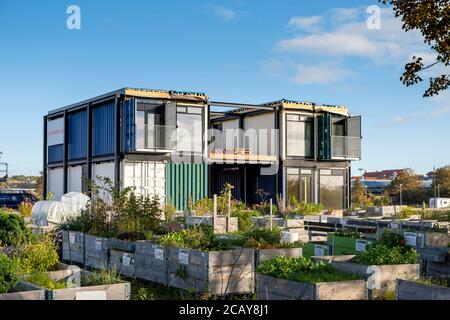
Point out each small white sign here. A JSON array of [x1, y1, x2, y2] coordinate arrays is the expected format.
[[179, 249, 190, 265], [155, 246, 164, 261], [76, 291, 107, 300], [314, 245, 326, 257], [69, 232, 76, 245], [404, 232, 417, 247], [355, 240, 367, 252], [95, 239, 103, 251], [122, 253, 132, 267], [390, 222, 399, 229]]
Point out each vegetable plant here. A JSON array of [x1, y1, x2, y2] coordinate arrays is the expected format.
[[82, 269, 123, 286], [257, 256, 360, 283], [26, 272, 67, 290], [0, 211, 32, 247], [0, 254, 19, 294]]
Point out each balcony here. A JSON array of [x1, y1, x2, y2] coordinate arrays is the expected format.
[[209, 129, 278, 163], [331, 136, 361, 160], [135, 125, 177, 153]]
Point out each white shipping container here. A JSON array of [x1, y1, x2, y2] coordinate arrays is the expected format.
[[68, 165, 83, 193], [123, 161, 166, 202], [48, 167, 64, 200]]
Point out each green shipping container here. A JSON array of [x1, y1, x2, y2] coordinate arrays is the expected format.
[[166, 163, 208, 211]]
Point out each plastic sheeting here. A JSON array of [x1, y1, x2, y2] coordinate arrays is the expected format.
[[31, 192, 90, 226]]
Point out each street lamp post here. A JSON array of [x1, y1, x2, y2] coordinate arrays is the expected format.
[[399, 184, 403, 207]]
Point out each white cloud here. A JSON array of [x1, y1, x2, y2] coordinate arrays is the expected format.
[[207, 5, 237, 21], [389, 102, 450, 124], [331, 7, 361, 23], [288, 16, 322, 30], [293, 64, 354, 84]]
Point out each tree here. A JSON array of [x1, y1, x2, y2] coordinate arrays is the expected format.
[[433, 165, 450, 198], [381, 0, 450, 97], [387, 168, 426, 205], [351, 178, 373, 209]]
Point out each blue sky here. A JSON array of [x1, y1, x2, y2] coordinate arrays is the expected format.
[[0, 0, 449, 176]]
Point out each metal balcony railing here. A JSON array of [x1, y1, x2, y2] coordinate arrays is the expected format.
[[136, 125, 177, 151], [209, 129, 278, 162], [331, 136, 361, 160]]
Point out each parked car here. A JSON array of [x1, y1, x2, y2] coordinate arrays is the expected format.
[[0, 190, 39, 210]]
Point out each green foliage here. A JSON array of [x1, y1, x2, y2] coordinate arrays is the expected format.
[[159, 226, 216, 251], [231, 210, 258, 233], [83, 269, 123, 286], [351, 178, 373, 209], [380, 0, 450, 97], [387, 169, 426, 205], [164, 203, 177, 222], [334, 229, 363, 239], [416, 277, 449, 288], [398, 206, 417, 219], [0, 254, 19, 294], [14, 233, 59, 274], [134, 287, 156, 300], [192, 198, 213, 216], [287, 198, 323, 215], [27, 272, 67, 290], [257, 256, 360, 284], [61, 177, 163, 239], [253, 203, 279, 216], [0, 211, 32, 247], [18, 202, 33, 218]]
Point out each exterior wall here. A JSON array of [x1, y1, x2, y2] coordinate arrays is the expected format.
[[243, 113, 275, 131], [67, 110, 87, 161], [166, 163, 208, 211], [47, 167, 64, 200], [122, 160, 166, 202], [92, 162, 115, 188], [92, 102, 115, 157], [222, 118, 240, 131], [67, 165, 83, 193]]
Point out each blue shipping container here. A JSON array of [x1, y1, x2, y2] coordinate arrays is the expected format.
[[48, 144, 63, 164], [68, 110, 87, 160], [92, 102, 115, 157], [124, 99, 136, 152]]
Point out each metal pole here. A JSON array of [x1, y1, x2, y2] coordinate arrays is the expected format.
[[438, 184, 440, 199], [269, 198, 273, 231], [227, 191, 231, 233], [399, 184, 403, 206]]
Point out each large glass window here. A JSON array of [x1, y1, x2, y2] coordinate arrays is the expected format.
[[319, 169, 345, 210], [177, 107, 203, 153], [136, 106, 162, 149], [286, 114, 313, 157], [287, 168, 313, 205]]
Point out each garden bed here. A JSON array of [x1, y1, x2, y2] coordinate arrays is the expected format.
[[61, 231, 85, 265], [186, 216, 239, 233], [135, 241, 168, 285], [0, 282, 45, 300], [84, 235, 110, 270], [397, 279, 450, 300], [166, 247, 255, 296], [327, 233, 374, 256], [302, 242, 331, 258], [257, 274, 366, 300], [255, 248, 302, 266], [256, 256, 366, 300], [313, 255, 419, 297]]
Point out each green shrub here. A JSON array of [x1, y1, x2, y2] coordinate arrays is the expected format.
[[0, 254, 19, 294], [232, 210, 259, 233], [83, 269, 123, 286], [192, 198, 213, 216], [253, 203, 279, 216], [159, 226, 216, 251], [0, 211, 32, 247], [398, 206, 417, 219], [354, 244, 419, 265], [14, 234, 59, 274], [287, 199, 323, 215], [257, 256, 360, 283], [333, 229, 363, 239], [26, 272, 67, 290]]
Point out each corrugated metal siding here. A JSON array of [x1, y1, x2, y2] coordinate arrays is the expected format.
[[48, 144, 63, 164], [210, 166, 242, 201], [68, 110, 87, 160], [124, 99, 136, 152], [92, 102, 115, 157], [166, 163, 208, 211]]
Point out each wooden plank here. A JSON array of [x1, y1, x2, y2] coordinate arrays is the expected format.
[[316, 280, 367, 300], [49, 282, 131, 300], [256, 248, 302, 265], [109, 249, 136, 278], [257, 274, 314, 300], [61, 231, 85, 265], [84, 235, 110, 270], [0, 282, 46, 301], [427, 261, 450, 278], [397, 279, 450, 300], [135, 241, 167, 285]]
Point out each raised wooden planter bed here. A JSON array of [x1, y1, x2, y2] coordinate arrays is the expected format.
[[302, 242, 331, 258], [61, 231, 85, 265], [0, 282, 46, 301], [166, 247, 255, 296], [108, 239, 136, 278], [84, 235, 110, 270], [255, 248, 302, 266], [186, 216, 239, 233], [135, 241, 168, 285], [313, 255, 420, 297], [257, 274, 367, 300], [397, 279, 450, 300]]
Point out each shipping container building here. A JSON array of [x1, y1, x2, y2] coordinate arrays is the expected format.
[[44, 88, 361, 211]]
